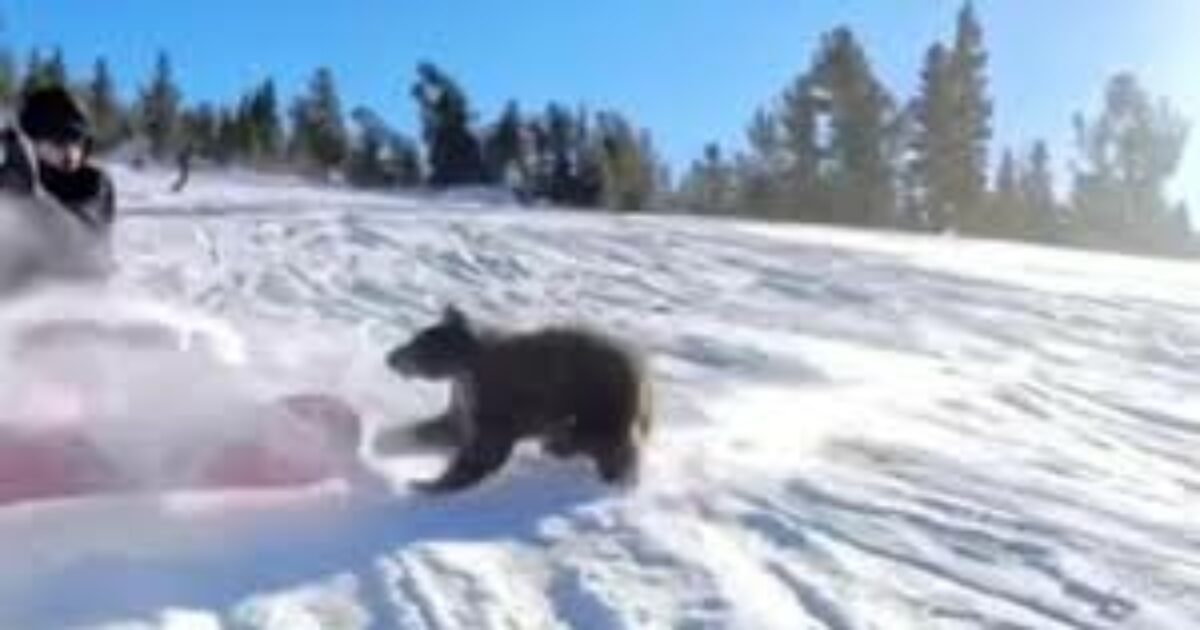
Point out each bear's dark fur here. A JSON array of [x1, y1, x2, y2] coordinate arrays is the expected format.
[[384, 305, 652, 493]]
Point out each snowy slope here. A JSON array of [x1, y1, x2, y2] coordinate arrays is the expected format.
[[3, 165, 1199, 629]]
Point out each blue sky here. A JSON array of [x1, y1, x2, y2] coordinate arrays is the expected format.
[[3, 1, 1198, 206]]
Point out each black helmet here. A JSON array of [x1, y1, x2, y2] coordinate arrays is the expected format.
[[19, 85, 92, 144]]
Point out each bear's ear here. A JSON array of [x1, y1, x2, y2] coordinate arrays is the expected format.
[[442, 303, 469, 329]]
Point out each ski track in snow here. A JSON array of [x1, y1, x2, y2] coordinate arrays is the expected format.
[[0, 166, 1198, 628]]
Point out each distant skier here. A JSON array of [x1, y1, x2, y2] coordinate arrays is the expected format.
[[0, 85, 118, 293], [171, 142, 193, 193]]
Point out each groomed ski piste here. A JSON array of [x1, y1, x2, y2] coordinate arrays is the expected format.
[[1, 163, 1198, 629]]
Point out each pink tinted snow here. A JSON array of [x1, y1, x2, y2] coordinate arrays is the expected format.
[[0, 393, 363, 506]]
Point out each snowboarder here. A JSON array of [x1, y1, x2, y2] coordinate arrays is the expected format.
[[0, 85, 118, 293], [1, 85, 116, 232]]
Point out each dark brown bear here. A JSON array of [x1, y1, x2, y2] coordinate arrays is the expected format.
[[384, 305, 652, 493]]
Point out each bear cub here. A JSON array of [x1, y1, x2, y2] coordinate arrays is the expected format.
[[385, 305, 652, 493]]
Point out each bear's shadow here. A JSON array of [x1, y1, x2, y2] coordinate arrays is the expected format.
[[15, 453, 609, 628]]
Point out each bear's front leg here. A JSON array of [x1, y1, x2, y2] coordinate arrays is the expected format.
[[411, 427, 515, 493]]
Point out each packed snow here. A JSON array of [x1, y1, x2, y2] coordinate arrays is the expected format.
[[0, 164, 1198, 628]]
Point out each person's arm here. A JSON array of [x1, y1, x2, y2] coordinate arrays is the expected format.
[[0, 127, 39, 195]]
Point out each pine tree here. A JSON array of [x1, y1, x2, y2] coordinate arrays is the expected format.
[[138, 51, 182, 160], [313, 68, 349, 171], [44, 47, 67, 86], [0, 49, 16, 106], [411, 62, 485, 186], [482, 101, 526, 188], [737, 27, 895, 225], [347, 106, 389, 186], [291, 67, 348, 176], [808, 27, 896, 226], [990, 149, 1020, 237], [729, 109, 786, 219], [230, 94, 253, 159], [890, 103, 925, 229], [1017, 141, 1058, 241], [386, 133, 423, 187], [908, 4, 992, 232], [286, 88, 305, 164], [776, 78, 823, 221], [909, 43, 956, 230], [229, 80, 281, 164], [215, 107, 240, 164], [526, 117, 550, 198], [180, 103, 219, 159], [87, 57, 123, 151], [521, 103, 623, 207], [534, 102, 577, 203], [546, 103, 577, 201], [21, 47, 69, 94], [946, 2, 993, 232], [679, 143, 735, 214], [346, 106, 422, 188], [1070, 72, 1190, 253], [21, 49, 44, 95], [248, 79, 282, 162], [572, 108, 605, 207], [596, 111, 658, 212]]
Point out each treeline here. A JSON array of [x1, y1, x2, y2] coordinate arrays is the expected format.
[[0, 50, 664, 212], [1, 4, 1193, 257], [676, 3, 1194, 257]]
